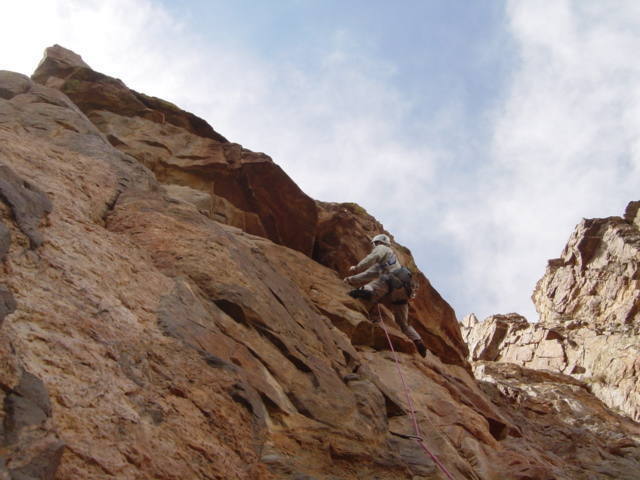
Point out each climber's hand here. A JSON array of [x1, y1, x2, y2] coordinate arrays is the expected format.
[[348, 266, 356, 273], [343, 277, 352, 285]]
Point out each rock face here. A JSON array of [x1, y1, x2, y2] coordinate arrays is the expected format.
[[534, 212, 640, 330], [462, 205, 640, 422], [31, 45, 469, 369], [32, 44, 317, 257], [315, 201, 469, 367], [0, 46, 638, 479], [475, 362, 640, 480]]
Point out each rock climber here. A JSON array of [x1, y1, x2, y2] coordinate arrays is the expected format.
[[343, 234, 427, 357]]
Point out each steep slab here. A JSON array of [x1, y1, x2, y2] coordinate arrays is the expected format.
[[31, 45, 469, 375], [1, 68, 565, 480], [5, 47, 636, 479], [0, 71, 270, 480], [105, 187, 522, 479]]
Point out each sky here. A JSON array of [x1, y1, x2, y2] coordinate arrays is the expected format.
[[2, 1, 639, 322]]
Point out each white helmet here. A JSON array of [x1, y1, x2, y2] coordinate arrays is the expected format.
[[371, 234, 390, 246]]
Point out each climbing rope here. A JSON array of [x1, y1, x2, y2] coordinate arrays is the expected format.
[[376, 305, 456, 480]]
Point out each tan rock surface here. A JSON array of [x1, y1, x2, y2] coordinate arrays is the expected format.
[[462, 205, 640, 421], [475, 361, 640, 480], [534, 213, 640, 330], [463, 314, 640, 422]]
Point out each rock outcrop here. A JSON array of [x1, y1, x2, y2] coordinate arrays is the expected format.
[[315, 201, 469, 367], [31, 45, 469, 369], [0, 45, 638, 479], [534, 211, 640, 330], [475, 362, 640, 480], [462, 204, 640, 422], [32, 44, 317, 258]]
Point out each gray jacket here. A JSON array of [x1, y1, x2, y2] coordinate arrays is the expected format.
[[351, 244, 402, 280]]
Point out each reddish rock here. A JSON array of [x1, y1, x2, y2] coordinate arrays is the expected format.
[[161, 183, 267, 237], [31, 45, 318, 257], [0, 68, 523, 480], [30, 44, 466, 371], [1, 50, 638, 480], [0, 71, 271, 480], [315, 201, 469, 368]]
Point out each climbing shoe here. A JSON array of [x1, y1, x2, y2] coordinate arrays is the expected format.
[[342, 373, 360, 383], [348, 288, 373, 300], [414, 339, 427, 358]]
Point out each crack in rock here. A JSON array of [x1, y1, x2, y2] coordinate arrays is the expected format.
[[0, 163, 52, 249]]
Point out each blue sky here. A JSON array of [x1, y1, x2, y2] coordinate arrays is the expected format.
[[158, 0, 513, 140], [3, 1, 640, 322]]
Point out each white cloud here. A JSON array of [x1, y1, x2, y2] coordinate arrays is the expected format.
[[442, 0, 640, 321], [1, 0, 444, 253]]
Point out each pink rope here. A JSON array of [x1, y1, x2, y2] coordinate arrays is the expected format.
[[377, 306, 456, 480]]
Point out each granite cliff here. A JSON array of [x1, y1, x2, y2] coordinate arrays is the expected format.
[[0, 45, 638, 479]]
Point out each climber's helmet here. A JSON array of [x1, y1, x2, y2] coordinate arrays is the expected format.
[[371, 234, 390, 246]]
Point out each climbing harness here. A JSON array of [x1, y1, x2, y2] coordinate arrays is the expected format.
[[386, 266, 414, 299], [377, 305, 456, 480]]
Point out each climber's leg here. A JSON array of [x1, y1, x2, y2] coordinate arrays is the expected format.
[[390, 302, 426, 357]]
